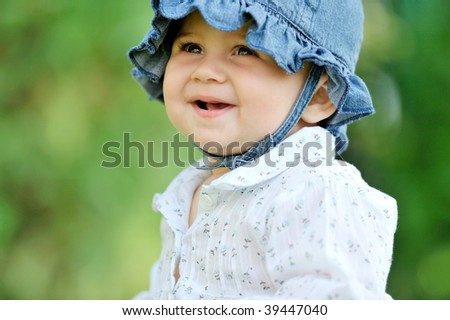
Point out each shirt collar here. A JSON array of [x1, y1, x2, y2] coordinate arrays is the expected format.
[[210, 126, 336, 189], [152, 166, 209, 232], [153, 126, 335, 231]]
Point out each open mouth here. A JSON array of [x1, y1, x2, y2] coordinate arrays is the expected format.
[[195, 100, 232, 111]]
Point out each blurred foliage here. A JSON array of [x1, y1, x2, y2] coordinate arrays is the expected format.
[[0, 0, 449, 299]]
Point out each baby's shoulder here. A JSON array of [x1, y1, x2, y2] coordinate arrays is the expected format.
[[271, 159, 396, 210], [278, 159, 366, 189]]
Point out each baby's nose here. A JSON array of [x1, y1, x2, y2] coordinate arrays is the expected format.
[[191, 56, 227, 83]]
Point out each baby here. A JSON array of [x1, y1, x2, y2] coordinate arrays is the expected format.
[[129, 0, 397, 299]]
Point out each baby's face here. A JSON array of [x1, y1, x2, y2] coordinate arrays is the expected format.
[[163, 11, 309, 156]]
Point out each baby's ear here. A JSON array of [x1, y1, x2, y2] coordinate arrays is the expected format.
[[301, 74, 336, 124]]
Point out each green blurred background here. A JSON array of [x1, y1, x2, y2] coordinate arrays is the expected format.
[[1, 0, 449, 299]]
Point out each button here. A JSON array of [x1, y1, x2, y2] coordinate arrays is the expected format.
[[200, 193, 215, 209]]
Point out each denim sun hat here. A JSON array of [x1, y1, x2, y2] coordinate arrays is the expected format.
[[128, 0, 374, 168]]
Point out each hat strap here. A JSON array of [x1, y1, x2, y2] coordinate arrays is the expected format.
[[198, 64, 324, 170]]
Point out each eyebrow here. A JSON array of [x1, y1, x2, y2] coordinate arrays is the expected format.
[[237, 27, 248, 38], [175, 29, 248, 41], [175, 31, 193, 39]]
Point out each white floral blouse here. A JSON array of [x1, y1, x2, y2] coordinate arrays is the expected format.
[[135, 126, 398, 300]]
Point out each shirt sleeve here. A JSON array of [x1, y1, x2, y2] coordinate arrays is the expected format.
[[133, 259, 162, 299], [262, 165, 398, 299], [133, 217, 170, 300]]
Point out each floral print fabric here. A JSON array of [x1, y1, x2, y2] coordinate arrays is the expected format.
[[136, 126, 397, 299]]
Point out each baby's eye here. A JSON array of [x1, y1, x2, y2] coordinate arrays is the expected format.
[[180, 42, 203, 54], [235, 46, 257, 56]]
